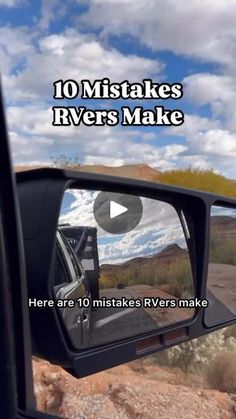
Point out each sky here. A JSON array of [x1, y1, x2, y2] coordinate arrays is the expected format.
[[0, 0, 236, 178]]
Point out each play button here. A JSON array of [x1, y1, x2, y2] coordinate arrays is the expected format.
[[110, 201, 128, 219], [93, 192, 143, 234]]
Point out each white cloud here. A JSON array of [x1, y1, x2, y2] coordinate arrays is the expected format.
[[9, 131, 54, 163], [6, 95, 236, 176], [3, 27, 163, 101], [191, 129, 236, 156], [0, 26, 35, 94], [184, 74, 235, 106], [0, 26, 33, 77], [184, 73, 236, 130], [0, 26, 33, 57], [38, 0, 67, 31], [81, 0, 236, 70], [6, 104, 186, 168], [2, 3, 236, 179], [0, 0, 21, 6], [166, 113, 236, 176], [9, 101, 236, 175], [167, 114, 220, 138]]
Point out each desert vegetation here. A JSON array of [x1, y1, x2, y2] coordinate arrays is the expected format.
[[51, 154, 81, 168], [209, 237, 236, 265], [150, 326, 236, 393], [158, 168, 236, 198], [100, 246, 193, 299]]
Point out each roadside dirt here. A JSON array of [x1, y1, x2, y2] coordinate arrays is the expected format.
[[100, 284, 193, 328], [127, 284, 194, 326], [33, 358, 236, 418], [208, 263, 236, 315]]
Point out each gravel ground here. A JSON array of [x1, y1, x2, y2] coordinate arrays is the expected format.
[[33, 358, 236, 418]]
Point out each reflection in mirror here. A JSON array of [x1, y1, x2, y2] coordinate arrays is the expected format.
[[54, 189, 194, 349], [205, 205, 236, 326]]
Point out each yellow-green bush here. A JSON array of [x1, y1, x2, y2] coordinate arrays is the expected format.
[[157, 168, 236, 198], [100, 258, 193, 298], [99, 274, 116, 289], [164, 258, 193, 298], [209, 238, 236, 265]]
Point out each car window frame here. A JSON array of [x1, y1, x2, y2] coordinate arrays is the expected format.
[[57, 230, 83, 281]]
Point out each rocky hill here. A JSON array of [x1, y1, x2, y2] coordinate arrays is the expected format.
[[211, 215, 236, 241], [77, 163, 160, 180], [100, 243, 188, 283], [15, 163, 160, 180]]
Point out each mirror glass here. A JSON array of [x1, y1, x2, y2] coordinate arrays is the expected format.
[[205, 205, 236, 326], [54, 189, 194, 349]]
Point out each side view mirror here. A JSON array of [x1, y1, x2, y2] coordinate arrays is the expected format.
[[57, 189, 195, 350], [17, 168, 236, 378]]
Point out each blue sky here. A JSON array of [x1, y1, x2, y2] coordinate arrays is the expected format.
[[1, 0, 236, 177]]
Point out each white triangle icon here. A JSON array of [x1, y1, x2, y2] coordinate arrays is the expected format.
[[110, 201, 128, 219]]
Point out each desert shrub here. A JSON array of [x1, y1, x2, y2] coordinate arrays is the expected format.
[[101, 258, 193, 296], [152, 264, 168, 287], [156, 258, 193, 298], [166, 258, 193, 298], [206, 351, 236, 393], [165, 282, 183, 298], [209, 238, 236, 265], [166, 329, 236, 373], [224, 325, 236, 340], [99, 274, 116, 289], [51, 154, 80, 169], [158, 168, 236, 198]]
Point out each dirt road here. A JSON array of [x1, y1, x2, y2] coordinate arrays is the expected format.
[[89, 285, 193, 347], [206, 263, 236, 324]]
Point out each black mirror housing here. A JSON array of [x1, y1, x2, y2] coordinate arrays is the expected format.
[[16, 168, 236, 378]]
